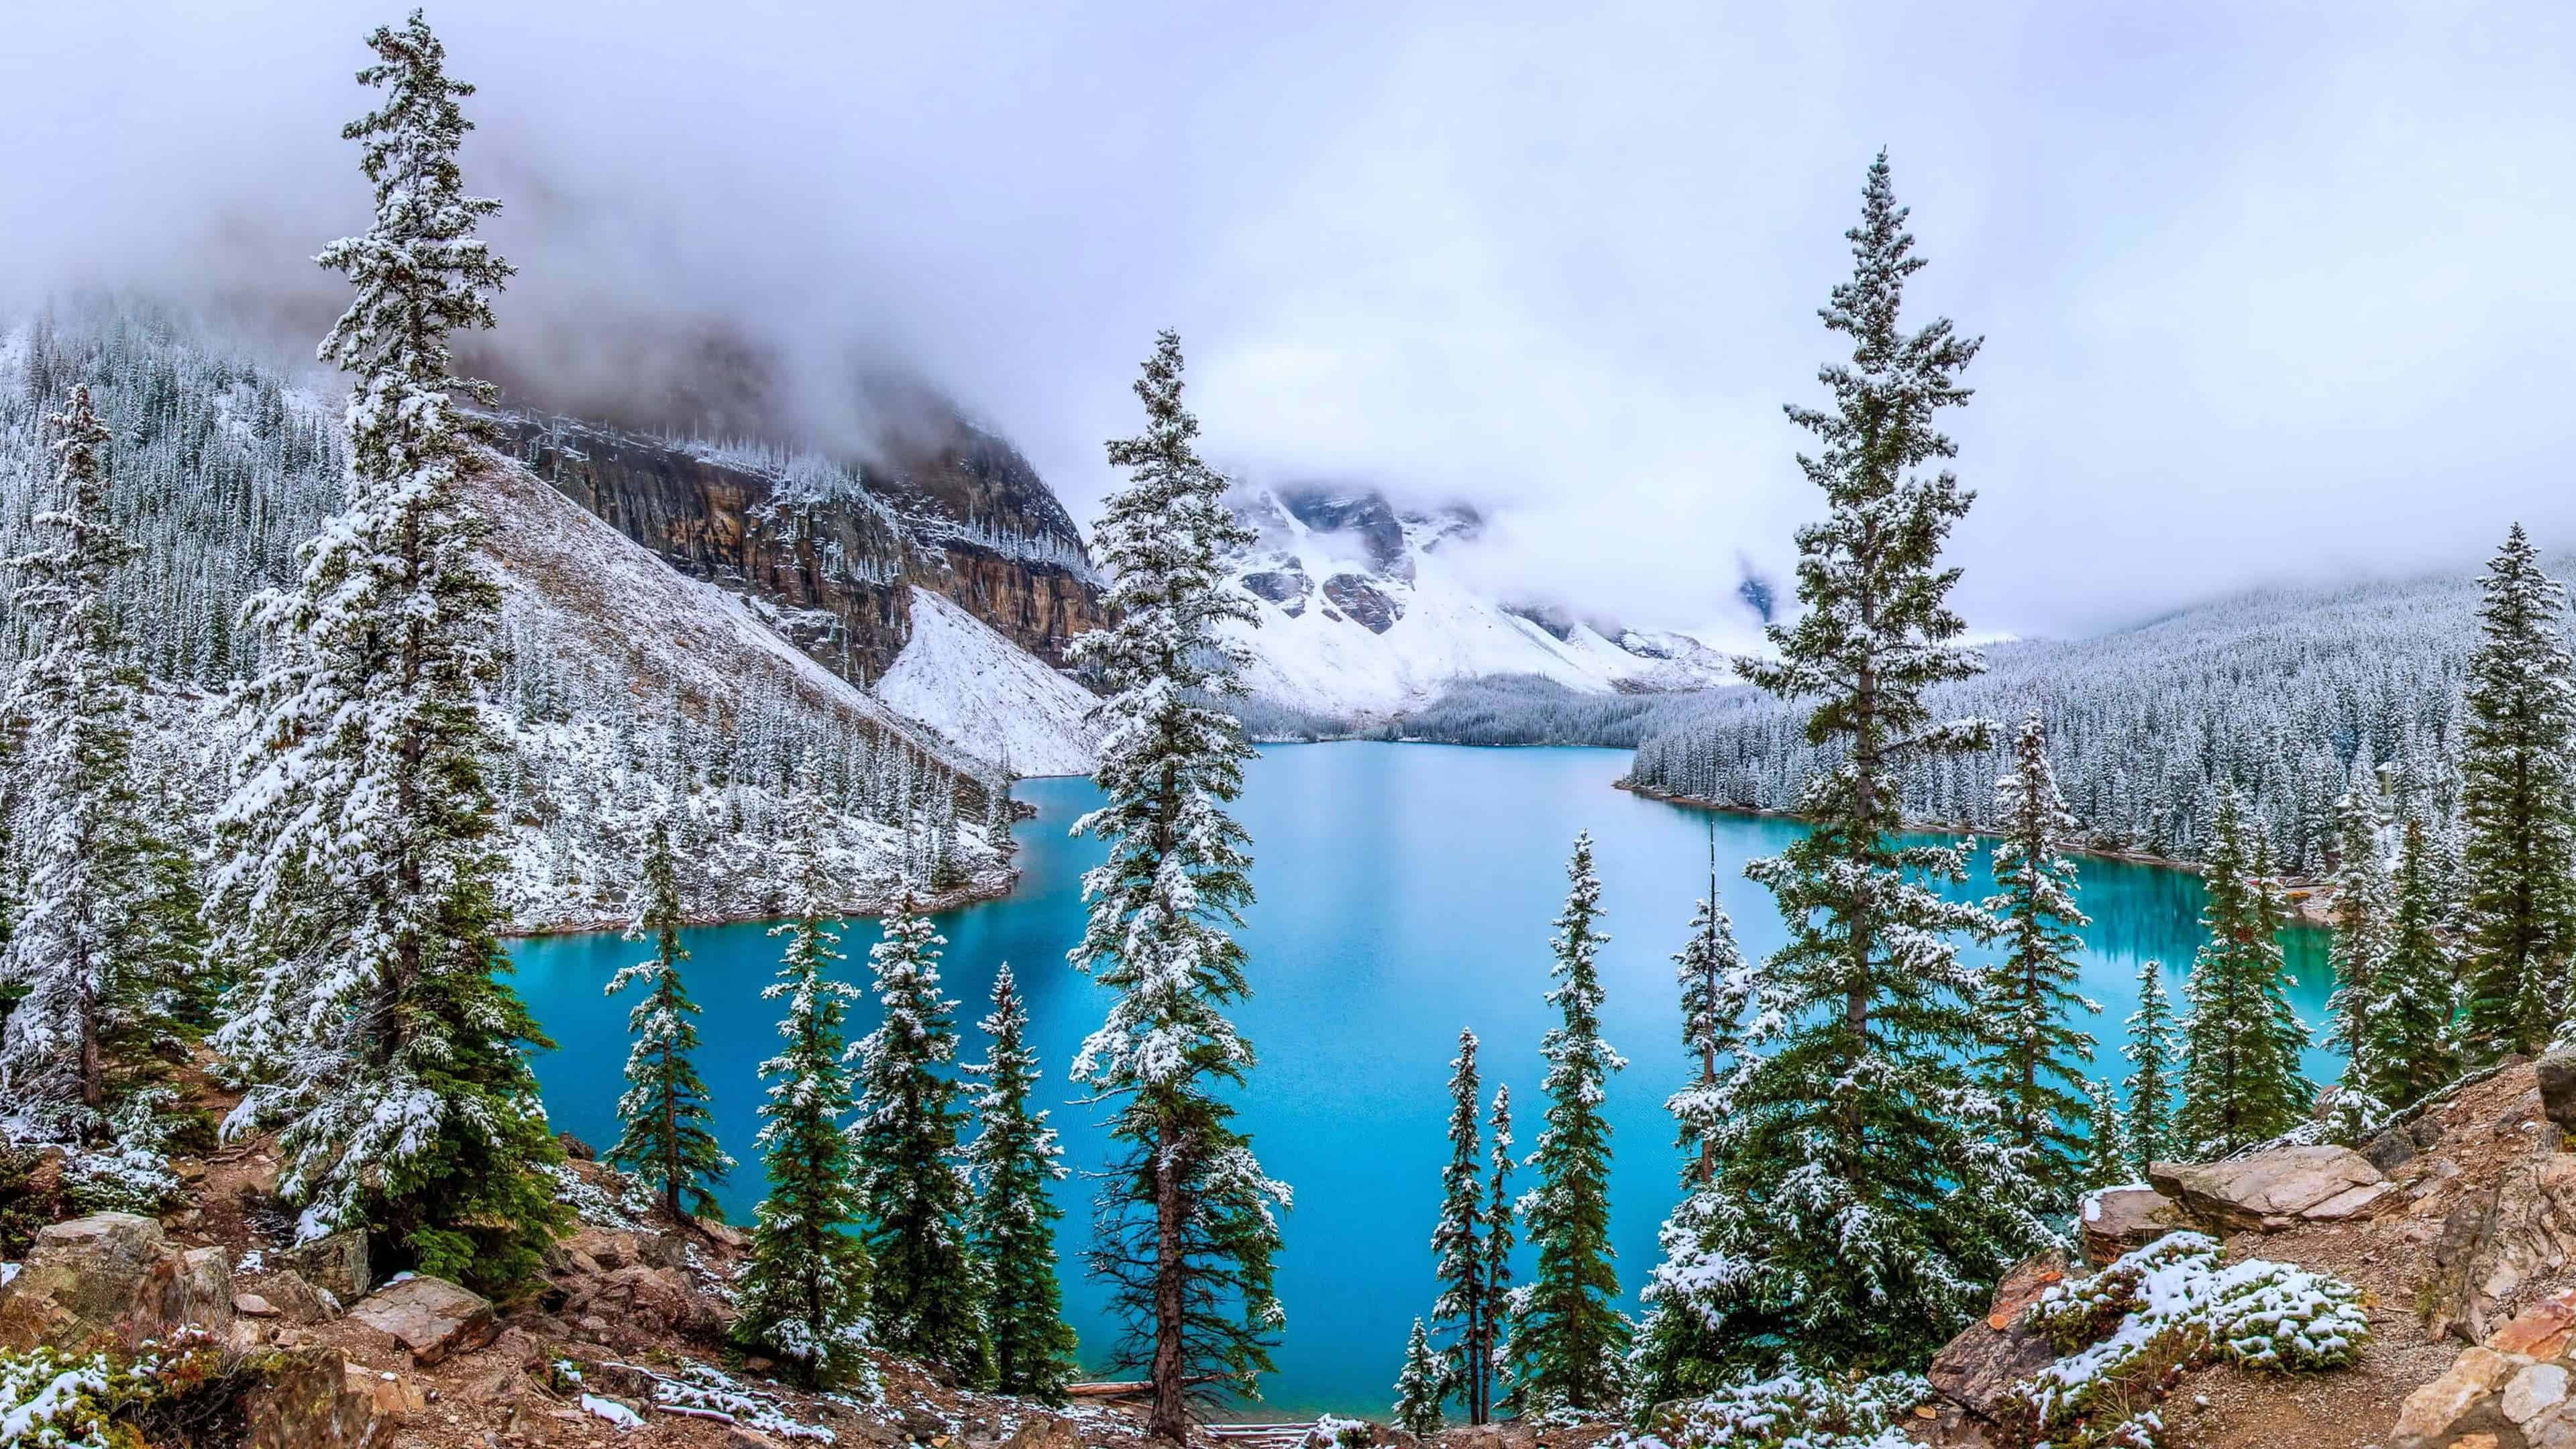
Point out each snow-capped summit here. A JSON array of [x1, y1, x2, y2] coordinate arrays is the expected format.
[[1220, 483, 1736, 720]]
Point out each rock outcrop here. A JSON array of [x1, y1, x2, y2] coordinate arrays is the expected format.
[[2392, 1291, 2576, 1446], [2147, 1144, 2393, 1231], [346, 1275, 499, 1366], [2078, 1185, 2190, 1265], [0, 1212, 233, 1351]]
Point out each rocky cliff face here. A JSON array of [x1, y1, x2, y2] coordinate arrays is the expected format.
[[497, 407, 1104, 686]]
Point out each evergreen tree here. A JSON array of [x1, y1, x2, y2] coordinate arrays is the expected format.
[[2457, 525, 2576, 1059], [0, 385, 158, 1120], [1479, 1085, 1515, 1417], [1677, 152, 2055, 1378], [2174, 792, 2312, 1159], [2324, 790, 2395, 1071], [2359, 818, 2460, 1110], [963, 964, 1079, 1403], [1394, 1318, 1446, 1437], [2078, 1078, 2129, 1190], [1669, 826, 1753, 1191], [850, 890, 988, 1380], [1070, 331, 1286, 1438], [1507, 833, 1628, 1414], [2120, 961, 2178, 1174], [604, 822, 731, 1222], [207, 13, 563, 1291], [1430, 1028, 1494, 1423], [1976, 708, 2099, 1204], [735, 858, 873, 1391]]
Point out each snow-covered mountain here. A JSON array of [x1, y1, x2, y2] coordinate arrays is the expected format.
[[1221, 484, 1737, 719], [874, 586, 1104, 776]]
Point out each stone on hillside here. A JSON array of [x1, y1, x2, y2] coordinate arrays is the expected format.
[[2391, 1346, 2530, 1449], [2078, 1186, 2188, 1265], [347, 1275, 498, 1366], [2430, 1155, 2576, 1342], [0, 1212, 233, 1350], [2362, 1123, 2419, 1173], [1000, 1418, 1081, 1449], [2490, 1290, 2576, 1360], [2508, 1363, 2573, 1425], [280, 1229, 370, 1301], [1927, 1250, 2068, 1423], [239, 1346, 402, 1449], [2149, 1146, 2383, 1231], [728, 1429, 789, 1449], [258, 1270, 337, 1324], [696, 1218, 749, 1251], [2305, 1180, 2398, 1221], [2541, 1055, 2576, 1140]]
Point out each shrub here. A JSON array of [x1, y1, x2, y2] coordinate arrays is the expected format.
[[1621, 1372, 1929, 1449]]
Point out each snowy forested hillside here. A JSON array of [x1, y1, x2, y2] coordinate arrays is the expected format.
[[1222, 484, 1741, 719], [1628, 574, 2487, 871], [0, 306, 1013, 931], [873, 586, 1103, 775]]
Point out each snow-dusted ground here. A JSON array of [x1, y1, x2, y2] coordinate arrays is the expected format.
[[1222, 486, 1737, 719], [874, 587, 1104, 777]]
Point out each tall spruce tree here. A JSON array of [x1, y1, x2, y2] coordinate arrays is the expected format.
[[2457, 525, 2576, 1059], [1430, 1029, 1494, 1423], [2174, 792, 2312, 1159], [2078, 1078, 2129, 1190], [735, 856, 873, 1391], [2359, 818, 2460, 1110], [604, 822, 731, 1222], [1071, 331, 1286, 1438], [1507, 833, 1628, 1414], [2324, 791, 2395, 1073], [963, 964, 1079, 1403], [2121, 962, 2178, 1174], [208, 12, 564, 1290], [1680, 152, 2054, 1377], [1976, 709, 2099, 1205], [1669, 826, 1753, 1191], [1395, 1318, 1446, 1436], [850, 890, 988, 1381], [0, 385, 156, 1120], [1479, 1085, 1515, 1416]]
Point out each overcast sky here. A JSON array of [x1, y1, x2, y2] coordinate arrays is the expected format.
[[7, 1, 2575, 639]]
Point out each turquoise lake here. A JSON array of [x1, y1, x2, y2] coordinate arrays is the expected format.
[[508, 743, 2335, 1418]]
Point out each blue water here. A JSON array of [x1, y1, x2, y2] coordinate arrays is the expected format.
[[508, 743, 2334, 1417]]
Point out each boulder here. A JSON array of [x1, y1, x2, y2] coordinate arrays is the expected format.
[[2077, 1186, 2188, 1265], [696, 1218, 749, 1251], [2487, 1289, 2576, 1360], [240, 1346, 402, 1449], [346, 1274, 498, 1366], [258, 1270, 338, 1324], [2544, 1055, 2576, 1140], [1926, 1250, 2068, 1423], [2391, 1346, 2532, 1449], [2429, 1155, 2576, 1342], [2363, 1123, 2420, 1173], [0, 1212, 233, 1350], [278, 1229, 370, 1301], [563, 1263, 721, 1345], [999, 1417, 1082, 1449], [2148, 1146, 2383, 1230]]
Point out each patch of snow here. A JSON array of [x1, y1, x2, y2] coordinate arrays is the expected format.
[[875, 588, 1102, 776], [582, 1393, 645, 1430]]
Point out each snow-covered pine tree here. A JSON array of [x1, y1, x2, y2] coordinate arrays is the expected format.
[[1480, 1085, 1515, 1415], [2361, 818, 2460, 1111], [1394, 1318, 1446, 1437], [962, 963, 1079, 1403], [849, 890, 988, 1381], [2078, 1078, 2128, 1191], [207, 13, 564, 1290], [735, 853, 873, 1391], [0, 385, 156, 1120], [1684, 153, 2055, 1377], [1627, 853, 1758, 1410], [1070, 331, 1286, 1439], [2324, 789, 2396, 1126], [1976, 708, 2100, 1205], [604, 821, 732, 1222], [2457, 525, 2576, 1060], [2174, 792, 2312, 1159], [1507, 832, 1628, 1415], [1430, 1028, 1491, 1423], [2121, 962, 2178, 1174]]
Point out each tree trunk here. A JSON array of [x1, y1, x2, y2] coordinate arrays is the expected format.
[[1150, 1114, 1188, 1442]]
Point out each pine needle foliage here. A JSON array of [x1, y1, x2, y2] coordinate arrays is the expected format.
[[1394, 1318, 1446, 1437], [2359, 819, 2460, 1110], [207, 11, 564, 1291], [1507, 833, 1629, 1415], [849, 890, 989, 1381], [604, 822, 731, 1222], [1070, 332, 1286, 1438], [1430, 1029, 1497, 1423], [2174, 793, 2312, 1159], [2078, 1078, 2129, 1191], [1676, 152, 2056, 1381], [2457, 525, 2576, 1060], [735, 853, 873, 1391], [1976, 708, 2100, 1205], [963, 964, 1079, 1403], [2120, 962, 2178, 1175]]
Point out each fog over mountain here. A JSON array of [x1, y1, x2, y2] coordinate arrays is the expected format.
[[9, 1, 2576, 639]]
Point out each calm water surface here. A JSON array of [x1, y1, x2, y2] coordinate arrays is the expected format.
[[509, 743, 2334, 1417]]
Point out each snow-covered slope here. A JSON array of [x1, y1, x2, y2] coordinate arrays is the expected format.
[[1222, 485, 1736, 718], [875, 586, 1103, 776]]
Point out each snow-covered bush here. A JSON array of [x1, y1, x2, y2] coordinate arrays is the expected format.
[[55, 1090, 191, 1216], [0, 1337, 239, 1449], [1619, 1372, 1928, 1449], [2003, 1233, 2367, 1448]]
